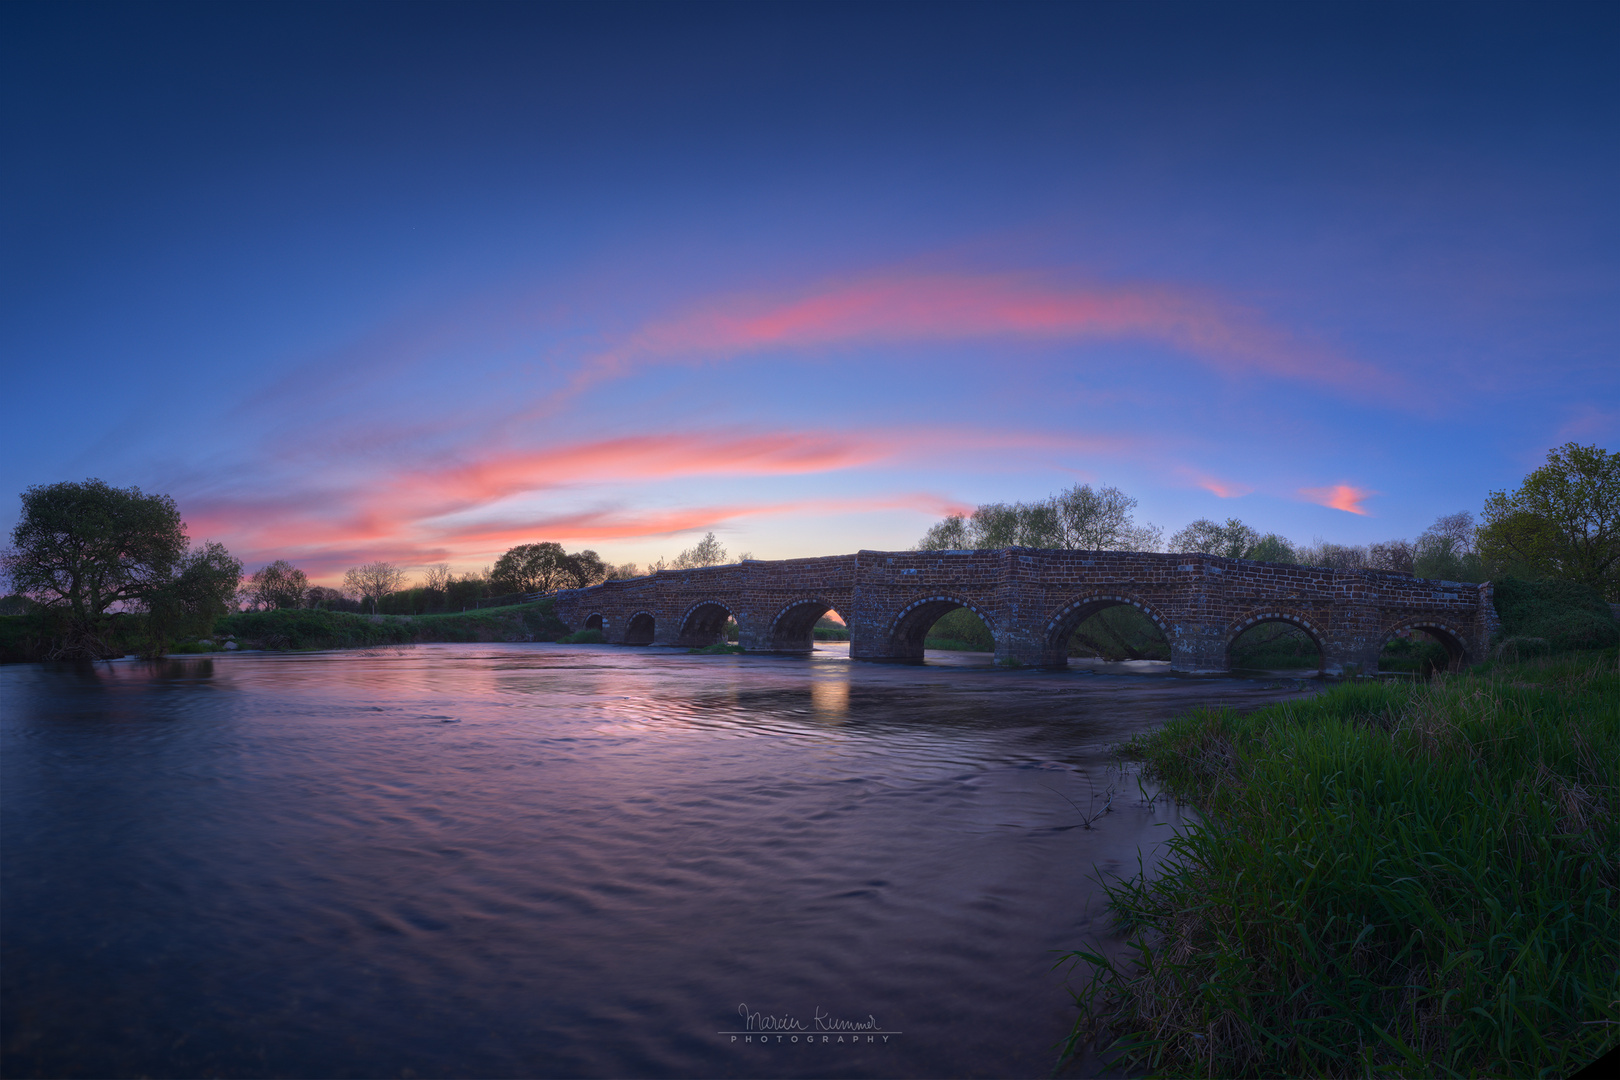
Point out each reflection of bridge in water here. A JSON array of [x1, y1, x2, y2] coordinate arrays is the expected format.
[[553, 548, 1498, 676]]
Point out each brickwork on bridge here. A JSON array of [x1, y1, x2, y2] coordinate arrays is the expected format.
[[552, 549, 1498, 676]]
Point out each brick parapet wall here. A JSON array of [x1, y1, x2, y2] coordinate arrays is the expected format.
[[552, 548, 1493, 674]]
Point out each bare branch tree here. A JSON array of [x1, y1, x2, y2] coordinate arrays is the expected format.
[[343, 561, 407, 614]]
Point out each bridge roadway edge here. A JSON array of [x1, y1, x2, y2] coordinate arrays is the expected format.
[[551, 548, 1494, 676]]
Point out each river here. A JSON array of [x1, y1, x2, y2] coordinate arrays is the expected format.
[[1, 642, 1311, 1078]]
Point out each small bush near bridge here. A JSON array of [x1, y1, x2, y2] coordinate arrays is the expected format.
[[1063, 648, 1619, 1079], [1493, 577, 1618, 654]]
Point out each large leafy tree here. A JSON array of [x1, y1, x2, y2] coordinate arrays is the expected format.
[[4, 478, 187, 621], [491, 542, 570, 593], [247, 559, 309, 610], [144, 541, 244, 653], [1478, 442, 1620, 600], [2, 479, 239, 656]]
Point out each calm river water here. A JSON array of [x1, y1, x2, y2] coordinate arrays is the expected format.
[[2, 643, 1311, 1079]]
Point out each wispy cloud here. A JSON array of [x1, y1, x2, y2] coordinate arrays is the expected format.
[[555, 271, 1395, 405], [1299, 484, 1376, 515], [178, 424, 1049, 578], [1178, 468, 1254, 498]]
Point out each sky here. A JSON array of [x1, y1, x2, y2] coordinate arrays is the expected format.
[[3, 1, 1616, 582]]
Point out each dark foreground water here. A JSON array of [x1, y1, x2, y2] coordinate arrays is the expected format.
[[1, 643, 1311, 1079]]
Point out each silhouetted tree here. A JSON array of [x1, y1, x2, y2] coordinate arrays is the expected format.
[[917, 484, 1160, 551], [247, 559, 309, 609], [1, 479, 233, 656], [344, 561, 407, 614], [672, 532, 727, 568], [491, 542, 569, 593]]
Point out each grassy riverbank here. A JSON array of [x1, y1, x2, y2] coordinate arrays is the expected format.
[[1065, 649, 1619, 1078], [221, 600, 569, 650], [0, 600, 569, 660]]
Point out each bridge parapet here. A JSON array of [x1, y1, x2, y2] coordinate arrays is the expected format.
[[550, 548, 1495, 675]]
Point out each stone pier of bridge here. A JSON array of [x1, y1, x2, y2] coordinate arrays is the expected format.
[[551, 548, 1498, 676]]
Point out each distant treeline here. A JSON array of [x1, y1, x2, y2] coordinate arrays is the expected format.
[[916, 443, 1618, 602]]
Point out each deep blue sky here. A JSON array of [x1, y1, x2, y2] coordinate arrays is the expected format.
[[4, 1, 1616, 578]]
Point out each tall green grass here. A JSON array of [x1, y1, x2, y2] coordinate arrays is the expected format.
[[1064, 650, 1620, 1078]]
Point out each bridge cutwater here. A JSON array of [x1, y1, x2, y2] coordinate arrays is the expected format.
[[552, 549, 1498, 676]]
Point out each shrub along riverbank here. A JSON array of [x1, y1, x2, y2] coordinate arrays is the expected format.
[[0, 600, 569, 660], [1064, 648, 1619, 1078]]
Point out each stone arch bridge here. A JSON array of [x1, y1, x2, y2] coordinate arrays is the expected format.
[[552, 549, 1498, 676]]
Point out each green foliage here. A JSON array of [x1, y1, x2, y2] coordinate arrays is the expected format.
[[3, 478, 188, 621], [925, 607, 995, 650], [217, 599, 568, 651], [492, 542, 567, 592], [556, 628, 605, 644], [1492, 577, 1619, 653], [246, 559, 309, 609], [1479, 443, 1620, 601], [1070, 605, 1171, 661], [140, 541, 244, 657], [492, 542, 609, 593], [1065, 652, 1620, 1078], [2, 479, 241, 658], [1228, 622, 1320, 669], [1377, 634, 1453, 675], [688, 641, 745, 655]]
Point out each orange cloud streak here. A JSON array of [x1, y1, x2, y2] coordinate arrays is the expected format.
[[1299, 484, 1376, 515]]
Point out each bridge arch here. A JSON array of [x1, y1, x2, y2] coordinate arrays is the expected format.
[[1044, 594, 1173, 666], [888, 594, 995, 660], [584, 613, 604, 632], [1383, 619, 1471, 671], [767, 597, 839, 653], [623, 611, 656, 646], [1225, 611, 1327, 672], [678, 600, 734, 648]]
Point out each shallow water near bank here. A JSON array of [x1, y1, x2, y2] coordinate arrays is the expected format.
[[2, 642, 1312, 1079]]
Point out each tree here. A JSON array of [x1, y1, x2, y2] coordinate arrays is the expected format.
[[491, 542, 569, 593], [672, 532, 727, 568], [1412, 512, 1483, 582], [606, 562, 642, 580], [423, 564, 453, 593], [1367, 539, 1416, 574], [1054, 484, 1163, 551], [142, 541, 243, 655], [917, 484, 1160, 551], [247, 559, 309, 609], [1478, 444, 1619, 600], [561, 549, 608, 588], [343, 561, 407, 614], [306, 585, 353, 610], [3, 479, 188, 622]]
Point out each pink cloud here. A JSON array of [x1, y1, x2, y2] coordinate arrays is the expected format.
[[178, 424, 1018, 582], [1177, 469, 1253, 498], [1299, 484, 1376, 515], [560, 272, 1394, 403]]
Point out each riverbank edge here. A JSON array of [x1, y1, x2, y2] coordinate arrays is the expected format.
[[1058, 648, 1619, 1079], [0, 600, 569, 661]]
